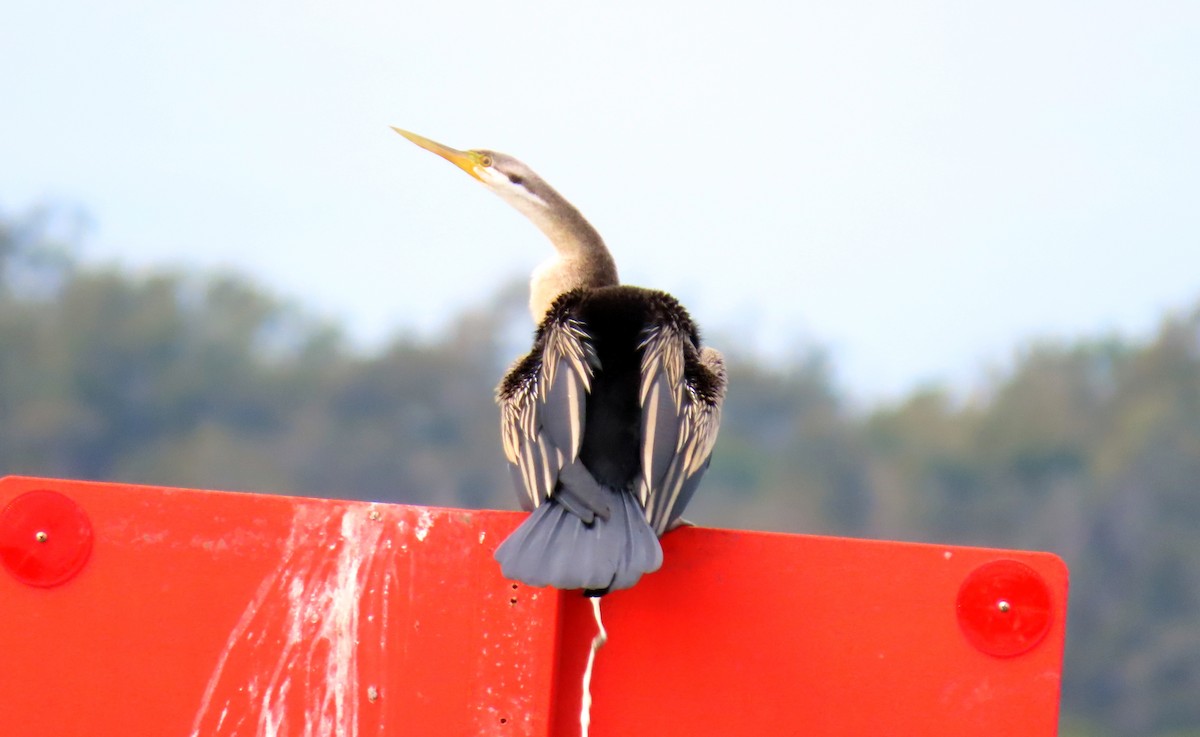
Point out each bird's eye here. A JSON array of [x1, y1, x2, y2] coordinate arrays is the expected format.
[[478, 154, 493, 167], [508, 174, 524, 186]]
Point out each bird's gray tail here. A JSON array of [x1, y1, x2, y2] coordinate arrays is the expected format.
[[494, 487, 663, 594]]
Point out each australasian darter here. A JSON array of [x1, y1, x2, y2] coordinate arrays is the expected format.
[[394, 128, 727, 595]]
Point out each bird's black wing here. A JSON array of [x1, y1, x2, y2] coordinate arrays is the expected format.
[[497, 296, 599, 515], [638, 315, 727, 536]]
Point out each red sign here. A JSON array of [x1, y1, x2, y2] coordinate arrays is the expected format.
[[0, 476, 1066, 736]]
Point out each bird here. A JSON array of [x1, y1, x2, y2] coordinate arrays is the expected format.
[[394, 128, 727, 594]]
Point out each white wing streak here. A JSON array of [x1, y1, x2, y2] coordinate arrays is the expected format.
[[639, 330, 726, 535], [498, 316, 596, 511]]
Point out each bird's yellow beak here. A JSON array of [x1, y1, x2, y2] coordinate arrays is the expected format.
[[391, 127, 486, 181]]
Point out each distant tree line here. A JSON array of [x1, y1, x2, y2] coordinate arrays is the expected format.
[[2, 207, 1197, 736]]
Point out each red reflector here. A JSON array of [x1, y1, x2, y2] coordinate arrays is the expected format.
[[957, 559, 1053, 657], [0, 489, 94, 587]]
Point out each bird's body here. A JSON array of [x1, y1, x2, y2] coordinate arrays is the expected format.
[[495, 285, 724, 591], [394, 128, 726, 594]]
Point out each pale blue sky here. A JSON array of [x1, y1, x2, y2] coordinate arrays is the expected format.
[[3, 1, 1198, 399]]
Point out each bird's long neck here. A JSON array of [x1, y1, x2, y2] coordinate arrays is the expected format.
[[518, 188, 619, 322]]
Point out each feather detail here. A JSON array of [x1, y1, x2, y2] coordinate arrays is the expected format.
[[497, 293, 596, 511], [639, 330, 726, 535]]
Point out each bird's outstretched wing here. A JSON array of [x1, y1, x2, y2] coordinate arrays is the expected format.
[[638, 320, 727, 536], [497, 298, 604, 518]]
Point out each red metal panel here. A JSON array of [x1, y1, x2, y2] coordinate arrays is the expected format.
[[0, 476, 557, 736], [0, 476, 1067, 736], [553, 528, 1067, 736]]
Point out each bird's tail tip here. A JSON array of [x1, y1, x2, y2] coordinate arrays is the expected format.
[[494, 489, 662, 593]]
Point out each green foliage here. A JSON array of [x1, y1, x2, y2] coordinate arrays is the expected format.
[[1, 207, 1198, 735]]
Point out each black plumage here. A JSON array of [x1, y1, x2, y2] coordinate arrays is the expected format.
[[494, 286, 725, 593]]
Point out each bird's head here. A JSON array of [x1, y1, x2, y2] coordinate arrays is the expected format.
[[392, 126, 616, 316], [392, 128, 552, 215]]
